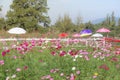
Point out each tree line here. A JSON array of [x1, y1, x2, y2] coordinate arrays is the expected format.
[[0, 0, 120, 37]]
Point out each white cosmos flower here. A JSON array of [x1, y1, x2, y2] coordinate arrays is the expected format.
[[42, 46, 46, 49], [6, 76, 10, 80], [72, 67, 76, 70], [12, 44, 17, 48], [73, 59, 76, 61], [45, 40, 49, 44], [3, 47, 8, 50], [79, 55, 83, 57], [11, 74, 16, 78], [75, 55, 78, 58]]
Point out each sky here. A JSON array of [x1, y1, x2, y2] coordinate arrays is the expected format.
[[0, 0, 120, 24]]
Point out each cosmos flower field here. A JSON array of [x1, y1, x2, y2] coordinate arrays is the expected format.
[[0, 38, 120, 80]]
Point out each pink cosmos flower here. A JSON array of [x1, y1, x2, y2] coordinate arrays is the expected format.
[[31, 42, 35, 46], [70, 73, 76, 80], [46, 75, 51, 79], [24, 66, 28, 70], [2, 51, 6, 56], [50, 51, 56, 56], [50, 69, 55, 73], [17, 47, 22, 51], [5, 49, 10, 53], [16, 68, 21, 72], [99, 64, 109, 70], [93, 55, 97, 58], [80, 51, 89, 55], [39, 50, 43, 52], [115, 51, 120, 55], [20, 51, 25, 55], [41, 75, 46, 79], [76, 70, 80, 75], [0, 60, 4, 65], [60, 73, 64, 76], [49, 77, 54, 80], [59, 51, 66, 57], [84, 55, 89, 61], [13, 56, 17, 59], [93, 75, 97, 78], [110, 57, 119, 62], [56, 45, 62, 50], [50, 68, 59, 73]]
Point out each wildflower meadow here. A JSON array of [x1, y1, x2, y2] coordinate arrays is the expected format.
[[0, 38, 120, 80]]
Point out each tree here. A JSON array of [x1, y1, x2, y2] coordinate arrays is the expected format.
[[0, 7, 1, 11], [114, 18, 120, 37], [110, 12, 116, 27], [54, 14, 74, 32], [104, 14, 111, 26], [118, 18, 120, 27], [84, 21, 95, 32], [75, 15, 85, 32], [76, 15, 83, 27], [0, 18, 6, 30], [6, 0, 50, 32], [0, 6, 6, 30]]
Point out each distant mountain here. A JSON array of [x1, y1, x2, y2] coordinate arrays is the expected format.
[[91, 17, 119, 24]]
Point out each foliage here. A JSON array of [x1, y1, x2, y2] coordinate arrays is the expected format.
[[37, 26, 48, 34], [0, 7, 6, 30], [74, 15, 85, 32], [54, 14, 76, 33], [84, 21, 95, 32], [118, 18, 120, 27], [0, 18, 6, 30], [0, 6, 1, 11], [6, 0, 50, 32]]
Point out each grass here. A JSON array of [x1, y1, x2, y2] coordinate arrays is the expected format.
[[0, 30, 63, 38]]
